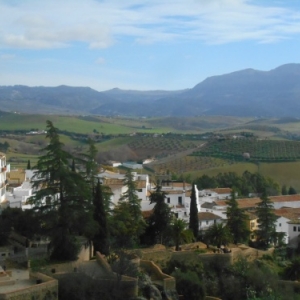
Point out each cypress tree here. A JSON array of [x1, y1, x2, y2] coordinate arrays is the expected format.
[[26, 160, 31, 170], [189, 184, 199, 240], [93, 180, 109, 255]]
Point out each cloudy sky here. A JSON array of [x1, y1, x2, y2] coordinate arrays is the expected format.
[[1, 0, 300, 91]]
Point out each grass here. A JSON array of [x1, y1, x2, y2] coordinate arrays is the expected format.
[[184, 161, 300, 191]]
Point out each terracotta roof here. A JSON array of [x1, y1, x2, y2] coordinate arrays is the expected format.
[[274, 207, 300, 220], [210, 188, 232, 194], [201, 202, 216, 209], [198, 212, 222, 220], [216, 194, 300, 209], [170, 182, 192, 189]]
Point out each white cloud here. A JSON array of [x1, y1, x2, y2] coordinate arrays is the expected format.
[[95, 57, 105, 64], [0, 0, 300, 49], [0, 53, 15, 60]]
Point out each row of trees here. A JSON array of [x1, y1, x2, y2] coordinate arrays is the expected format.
[[194, 171, 293, 196]]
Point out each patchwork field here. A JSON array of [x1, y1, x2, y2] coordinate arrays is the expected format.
[[1, 113, 300, 191]]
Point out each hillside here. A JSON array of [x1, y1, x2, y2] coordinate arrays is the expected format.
[[1, 64, 300, 117]]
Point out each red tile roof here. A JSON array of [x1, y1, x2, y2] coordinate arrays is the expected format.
[[216, 194, 300, 209], [274, 207, 300, 220], [198, 212, 222, 220], [210, 188, 232, 194]]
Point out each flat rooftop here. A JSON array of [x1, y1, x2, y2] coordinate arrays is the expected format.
[[0, 268, 36, 293]]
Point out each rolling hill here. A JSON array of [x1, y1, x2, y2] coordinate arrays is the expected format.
[[1, 63, 300, 117]]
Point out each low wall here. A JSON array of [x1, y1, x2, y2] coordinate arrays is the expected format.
[[140, 260, 176, 290], [0, 272, 58, 300]]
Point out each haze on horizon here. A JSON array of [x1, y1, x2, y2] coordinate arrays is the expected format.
[[1, 0, 300, 92]]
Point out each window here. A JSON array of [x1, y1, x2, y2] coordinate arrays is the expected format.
[[279, 223, 281, 227], [178, 196, 182, 205], [298, 226, 300, 232], [294, 226, 297, 232], [214, 220, 216, 224], [206, 221, 208, 225], [167, 197, 170, 204], [137, 189, 142, 192]]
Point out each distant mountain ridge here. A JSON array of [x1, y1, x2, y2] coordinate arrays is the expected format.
[[1, 63, 300, 117]]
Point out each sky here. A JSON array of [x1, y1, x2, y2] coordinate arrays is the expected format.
[[1, 0, 300, 91]]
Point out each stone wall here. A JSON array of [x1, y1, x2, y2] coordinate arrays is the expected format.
[[0, 272, 58, 300], [140, 260, 176, 290]]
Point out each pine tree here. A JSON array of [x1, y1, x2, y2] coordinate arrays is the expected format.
[[189, 184, 199, 240], [93, 180, 109, 255], [148, 184, 172, 244], [117, 170, 145, 246], [256, 192, 278, 247], [226, 190, 249, 244], [30, 120, 92, 260]]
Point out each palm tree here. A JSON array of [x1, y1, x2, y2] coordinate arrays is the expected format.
[[171, 219, 193, 251], [204, 223, 231, 248]]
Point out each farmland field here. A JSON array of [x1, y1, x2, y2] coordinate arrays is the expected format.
[[192, 139, 300, 161], [2, 113, 300, 191], [184, 161, 300, 192]]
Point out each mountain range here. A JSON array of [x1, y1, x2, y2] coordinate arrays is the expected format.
[[1, 63, 300, 117]]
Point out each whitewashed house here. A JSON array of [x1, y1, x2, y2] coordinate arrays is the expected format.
[[198, 212, 224, 231], [287, 219, 300, 248], [0, 152, 9, 210]]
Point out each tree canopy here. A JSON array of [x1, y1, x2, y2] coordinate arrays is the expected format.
[[30, 120, 94, 260], [226, 190, 250, 244]]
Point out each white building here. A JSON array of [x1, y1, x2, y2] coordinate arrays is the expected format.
[[0, 152, 10, 210], [287, 219, 300, 248]]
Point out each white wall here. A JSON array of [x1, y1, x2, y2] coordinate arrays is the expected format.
[[275, 216, 289, 244]]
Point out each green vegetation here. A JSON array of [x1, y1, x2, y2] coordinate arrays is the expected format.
[[255, 192, 279, 248], [189, 183, 198, 240], [145, 184, 172, 245], [30, 121, 96, 261], [195, 171, 280, 197], [226, 190, 250, 244], [193, 138, 300, 161]]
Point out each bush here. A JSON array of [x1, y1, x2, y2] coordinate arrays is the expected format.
[[174, 270, 205, 300]]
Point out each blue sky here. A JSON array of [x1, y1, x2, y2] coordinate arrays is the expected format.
[[1, 0, 300, 91]]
